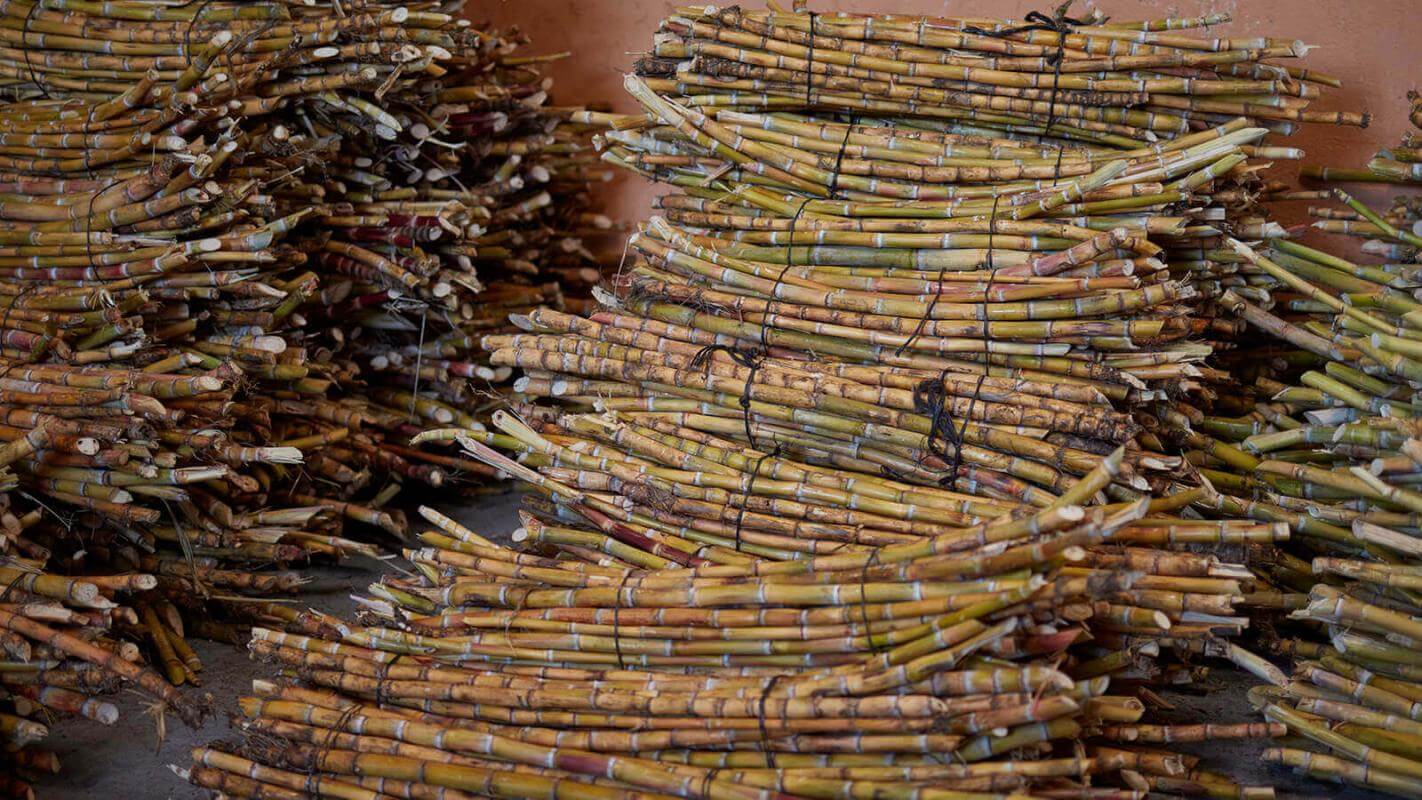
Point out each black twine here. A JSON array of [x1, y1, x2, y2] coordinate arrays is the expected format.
[[372, 659, 392, 708], [689, 195, 812, 450], [85, 178, 123, 273], [913, 371, 960, 478], [0, 284, 43, 369], [610, 571, 633, 670], [0, 570, 28, 604], [184, 0, 220, 70], [766, 195, 814, 349], [856, 549, 885, 652], [305, 701, 364, 780], [826, 114, 859, 199], [913, 370, 988, 486], [730, 444, 782, 552], [804, 12, 818, 107], [690, 344, 765, 448], [897, 193, 1003, 356], [962, 4, 1092, 178], [982, 192, 1002, 318], [756, 674, 786, 769], [899, 194, 999, 485], [952, 373, 988, 479]]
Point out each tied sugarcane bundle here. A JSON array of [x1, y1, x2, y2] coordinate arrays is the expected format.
[[571, 0, 1367, 396], [0, 0, 617, 771], [454, 406, 1276, 681], [179, 479, 1284, 800], [1171, 213, 1422, 796], [624, 4, 1364, 143], [1303, 92, 1422, 184], [584, 2, 1364, 371]]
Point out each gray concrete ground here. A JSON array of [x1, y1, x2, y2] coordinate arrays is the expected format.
[[30, 490, 1379, 798]]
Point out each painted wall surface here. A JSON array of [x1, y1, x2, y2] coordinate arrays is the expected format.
[[478, 0, 1422, 225]]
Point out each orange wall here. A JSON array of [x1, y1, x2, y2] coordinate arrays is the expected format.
[[478, 1, 1422, 225]]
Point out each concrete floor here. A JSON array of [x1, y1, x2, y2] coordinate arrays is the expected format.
[[29, 490, 1382, 799]]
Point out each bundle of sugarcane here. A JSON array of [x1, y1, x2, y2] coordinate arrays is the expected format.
[[175, 468, 1287, 800], [1303, 92, 1422, 184], [0, 0, 620, 513], [316, 73, 620, 435], [626, 5, 1363, 144], [0, 1, 400, 730], [0, 0, 614, 776], [477, 401, 1287, 675], [229, 10, 617, 498], [1164, 218, 1422, 795], [584, 3, 1369, 362], [0, 468, 385, 790], [600, 105, 1281, 383], [485, 81, 1358, 520], [0, 371, 383, 776]]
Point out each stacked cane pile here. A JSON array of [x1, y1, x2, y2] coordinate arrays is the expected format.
[[1177, 231, 1422, 797], [176, 6, 1376, 800], [184, 478, 1288, 800], [0, 0, 614, 784], [1183, 183, 1422, 793]]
